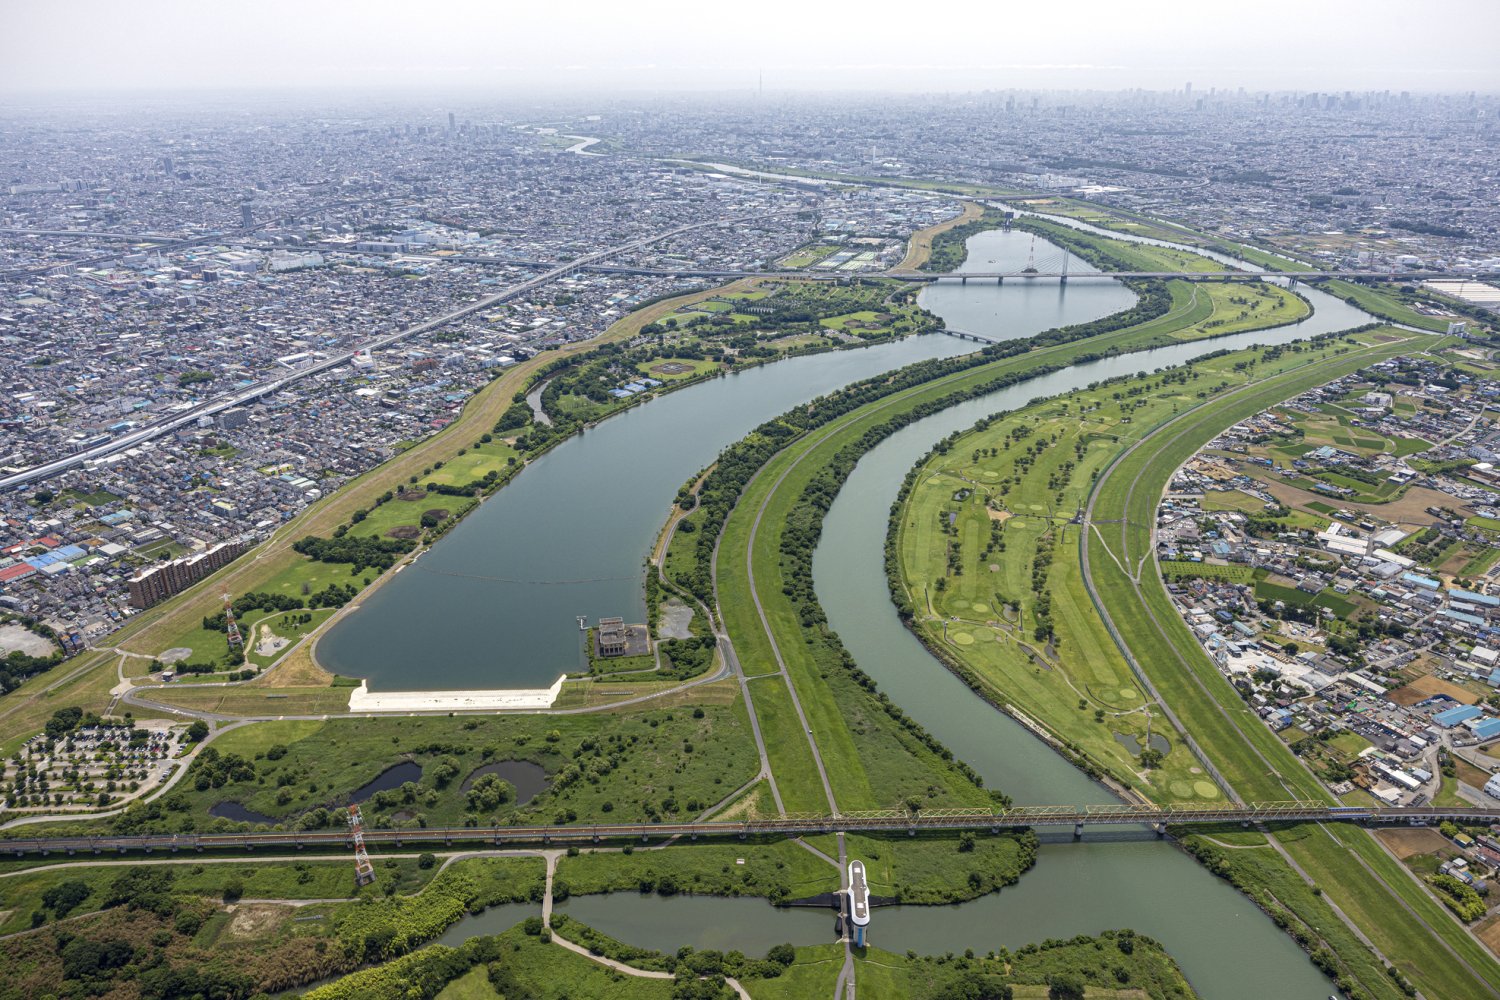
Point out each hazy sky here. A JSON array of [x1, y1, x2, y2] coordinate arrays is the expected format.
[[4, 0, 1498, 96]]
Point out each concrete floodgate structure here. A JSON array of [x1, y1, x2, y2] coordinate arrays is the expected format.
[[847, 859, 870, 947], [346, 675, 565, 712]]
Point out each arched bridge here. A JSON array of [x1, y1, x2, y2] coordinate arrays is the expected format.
[[4, 802, 1494, 858]]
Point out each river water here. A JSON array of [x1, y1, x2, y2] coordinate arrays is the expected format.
[[331, 225, 1379, 997], [319, 230, 1129, 691]]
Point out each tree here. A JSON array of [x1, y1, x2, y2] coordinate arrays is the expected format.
[[417, 852, 436, 870], [185, 720, 210, 742], [41, 879, 91, 917], [1048, 971, 1086, 1000]]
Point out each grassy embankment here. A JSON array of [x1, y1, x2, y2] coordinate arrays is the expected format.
[[892, 200, 984, 272], [1083, 332, 1500, 1000]]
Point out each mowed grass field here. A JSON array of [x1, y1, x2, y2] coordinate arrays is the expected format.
[[897, 394, 1211, 802]]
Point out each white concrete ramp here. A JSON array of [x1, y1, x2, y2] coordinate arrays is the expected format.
[[347, 674, 565, 712]]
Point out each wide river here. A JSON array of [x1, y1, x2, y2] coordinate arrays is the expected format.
[[332, 224, 1379, 997]]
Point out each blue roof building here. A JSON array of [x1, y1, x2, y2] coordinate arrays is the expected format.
[[1434, 704, 1485, 728], [1452, 589, 1500, 608], [1403, 572, 1441, 590], [1471, 717, 1500, 742]]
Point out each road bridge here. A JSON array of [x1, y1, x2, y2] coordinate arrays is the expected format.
[[338, 250, 1499, 285], [4, 802, 1496, 857]]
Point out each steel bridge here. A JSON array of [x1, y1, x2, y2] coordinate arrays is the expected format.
[[5, 802, 1496, 858]]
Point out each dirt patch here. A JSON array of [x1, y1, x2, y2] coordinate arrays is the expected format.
[[225, 903, 288, 939], [651, 361, 694, 376], [0, 623, 59, 658], [1476, 913, 1500, 958], [423, 509, 450, 522], [1376, 827, 1452, 859], [1456, 758, 1494, 789], [657, 597, 694, 640], [397, 489, 427, 501], [1389, 674, 1479, 706], [263, 642, 335, 687], [386, 525, 421, 539], [986, 509, 1013, 522], [1262, 477, 1462, 527], [254, 628, 289, 658]]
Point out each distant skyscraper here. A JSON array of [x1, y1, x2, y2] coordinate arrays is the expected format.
[[448, 111, 456, 133], [1184, 81, 1192, 97], [161, 155, 173, 174], [241, 203, 252, 229]]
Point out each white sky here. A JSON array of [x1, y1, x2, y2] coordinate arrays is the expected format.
[[3, 0, 1498, 95]]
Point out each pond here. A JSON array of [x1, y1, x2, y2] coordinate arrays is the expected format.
[[1113, 732, 1173, 758], [350, 761, 423, 803], [460, 760, 550, 805]]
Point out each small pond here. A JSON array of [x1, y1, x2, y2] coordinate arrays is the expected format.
[[1112, 732, 1172, 757], [350, 761, 423, 802], [460, 760, 550, 804]]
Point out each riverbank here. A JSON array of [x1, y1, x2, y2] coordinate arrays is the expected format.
[[891, 199, 983, 272]]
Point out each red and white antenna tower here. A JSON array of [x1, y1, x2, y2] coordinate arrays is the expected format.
[[348, 804, 376, 887], [222, 592, 242, 649]]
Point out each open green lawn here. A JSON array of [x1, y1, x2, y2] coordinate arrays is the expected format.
[[1160, 562, 1255, 582], [1316, 279, 1455, 332]]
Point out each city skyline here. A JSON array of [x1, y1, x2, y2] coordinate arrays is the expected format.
[[5, 0, 1500, 95]]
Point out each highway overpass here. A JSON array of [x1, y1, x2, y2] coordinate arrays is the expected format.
[[3, 802, 1496, 857]]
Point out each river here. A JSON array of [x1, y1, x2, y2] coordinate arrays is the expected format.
[[319, 230, 1131, 691], [329, 224, 1379, 996]]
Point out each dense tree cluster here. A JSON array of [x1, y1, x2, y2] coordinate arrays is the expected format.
[[292, 534, 415, 573]]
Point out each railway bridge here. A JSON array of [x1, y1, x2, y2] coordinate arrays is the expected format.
[[5, 802, 1496, 858]]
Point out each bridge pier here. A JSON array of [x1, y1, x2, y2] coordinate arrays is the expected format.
[[960, 276, 968, 286], [996, 276, 1003, 285], [1154, 822, 1167, 838], [1073, 822, 1084, 840]]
